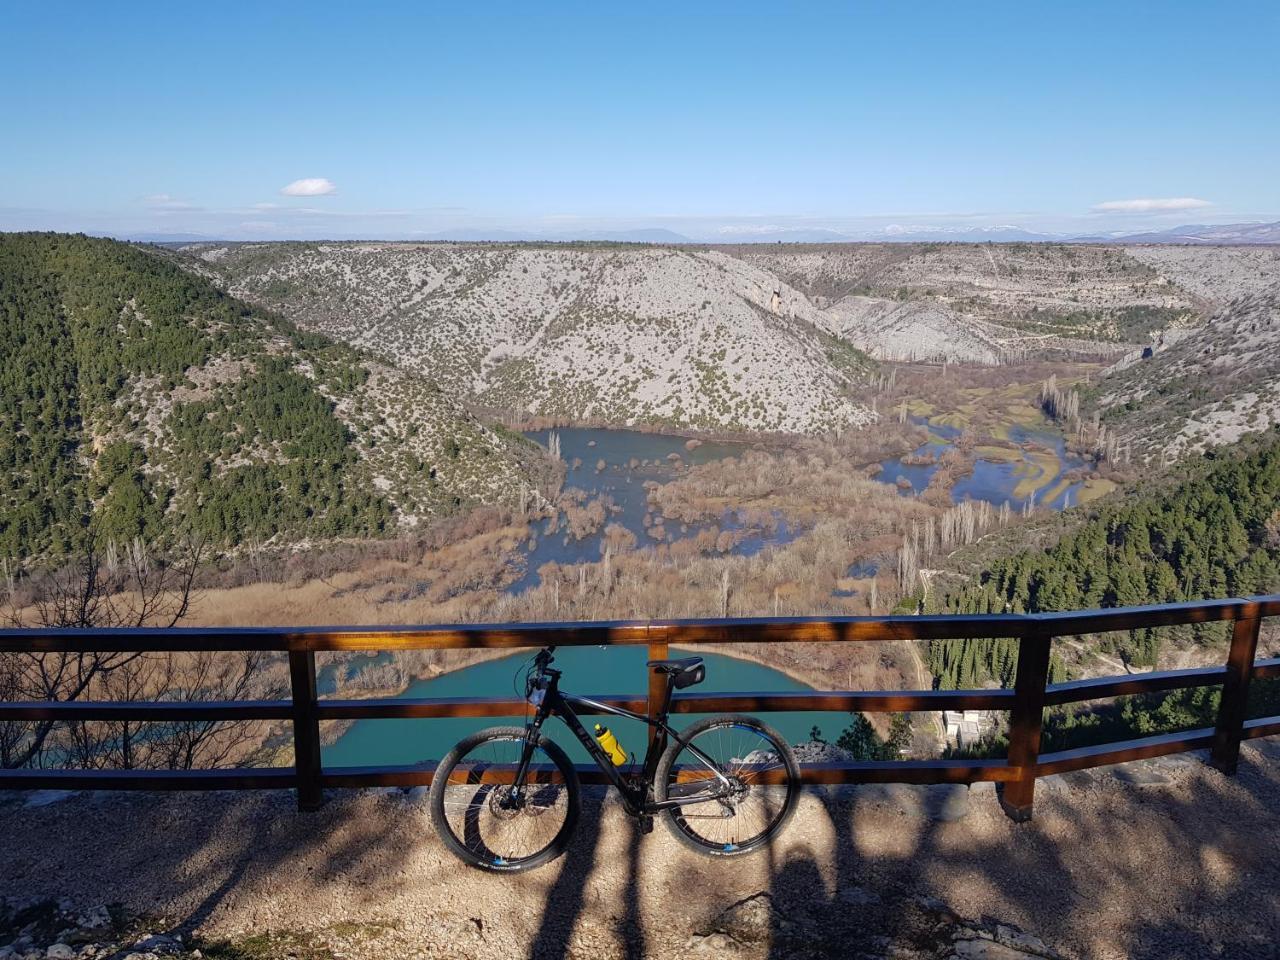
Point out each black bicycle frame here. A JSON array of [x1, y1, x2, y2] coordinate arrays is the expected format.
[[514, 667, 732, 817]]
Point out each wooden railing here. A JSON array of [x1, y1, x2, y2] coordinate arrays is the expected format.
[[2, 596, 1278, 821]]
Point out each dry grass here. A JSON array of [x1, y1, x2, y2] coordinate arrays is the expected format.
[[179, 412, 1018, 740]]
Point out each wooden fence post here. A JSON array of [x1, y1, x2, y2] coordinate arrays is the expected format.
[[647, 629, 669, 747], [289, 650, 323, 811], [1211, 612, 1262, 775], [1000, 626, 1052, 822]]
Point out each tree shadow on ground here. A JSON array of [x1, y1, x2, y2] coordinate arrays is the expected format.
[[761, 785, 1006, 959], [527, 790, 606, 960], [672, 745, 1280, 959], [618, 808, 647, 960]]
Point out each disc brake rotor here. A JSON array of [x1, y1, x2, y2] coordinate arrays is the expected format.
[[487, 785, 522, 821]]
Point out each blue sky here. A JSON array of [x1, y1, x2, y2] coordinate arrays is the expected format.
[[2, 1, 1277, 240]]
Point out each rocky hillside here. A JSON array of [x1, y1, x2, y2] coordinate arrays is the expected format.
[[1095, 289, 1280, 461], [723, 242, 1204, 361], [737, 243, 1280, 366], [185, 240, 1280, 455], [817, 294, 1004, 364], [1082, 246, 1280, 461], [189, 244, 880, 435], [1122, 245, 1280, 303], [0, 234, 548, 559], [189, 243, 878, 435], [193, 241, 1242, 383]]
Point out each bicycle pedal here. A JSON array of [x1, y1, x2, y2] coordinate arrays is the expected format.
[[639, 815, 654, 834]]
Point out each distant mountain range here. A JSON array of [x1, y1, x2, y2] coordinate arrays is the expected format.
[[1068, 221, 1280, 245], [114, 228, 698, 245], [112, 220, 1280, 246], [714, 221, 1280, 245], [712, 226, 1058, 243], [404, 227, 695, 244], [375, 224, 1093, 245]]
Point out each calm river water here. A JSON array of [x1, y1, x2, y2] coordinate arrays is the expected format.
[[878, 420, 1088, 511], [321, 644, 851, 768]]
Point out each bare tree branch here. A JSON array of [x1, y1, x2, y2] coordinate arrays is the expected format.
[[2, 530, 278, 771]]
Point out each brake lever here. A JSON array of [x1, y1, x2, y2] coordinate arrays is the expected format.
[[526, 672, 548, 706]]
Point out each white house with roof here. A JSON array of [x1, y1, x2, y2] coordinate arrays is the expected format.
[[943, 709, 995, 748]]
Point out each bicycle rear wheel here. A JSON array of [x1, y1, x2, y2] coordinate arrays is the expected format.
[[428, 726, 580, 872], [654, 714, 799, 856]]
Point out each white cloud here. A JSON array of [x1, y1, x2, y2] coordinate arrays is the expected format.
[[280, 178, 337, 197], [1091, 197, 1212, 213], [142, 193, 199, 211]]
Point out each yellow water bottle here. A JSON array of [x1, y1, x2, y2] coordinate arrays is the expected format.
[[594, 724, 627, 766]]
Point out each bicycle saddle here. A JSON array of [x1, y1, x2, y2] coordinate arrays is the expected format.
[[647, 656, 705, 689]]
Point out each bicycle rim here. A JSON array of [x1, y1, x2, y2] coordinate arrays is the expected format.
[[435, 734, 574, 868], [664, 720, 796, 853]]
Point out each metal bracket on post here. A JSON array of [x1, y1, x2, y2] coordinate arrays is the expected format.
[[1211, 610, 1262, 775], [289, 649, 324, 811], [1000, 626, 1052, 823]]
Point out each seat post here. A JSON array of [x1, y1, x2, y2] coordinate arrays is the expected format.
[[658, 670, 677, 718], [646, 637, 669, 747]]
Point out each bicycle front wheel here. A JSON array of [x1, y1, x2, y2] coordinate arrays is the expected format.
[[428, 726, 581, 872], [654, 714, 799, 856]]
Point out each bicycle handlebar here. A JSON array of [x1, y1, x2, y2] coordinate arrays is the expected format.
[[525, 646, 558, 699]]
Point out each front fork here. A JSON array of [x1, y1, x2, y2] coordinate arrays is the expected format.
[[508, 701, 551, 807]]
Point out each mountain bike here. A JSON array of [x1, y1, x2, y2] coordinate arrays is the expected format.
[[428, 646, 800, 872]]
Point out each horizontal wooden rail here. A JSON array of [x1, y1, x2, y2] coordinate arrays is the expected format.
[[0, 767, 296, 791], [1043, 666, 1227, 706], [1244, 717, 1280, 740], [316, 757, 1018, 790], [1253, 657, 1280, 679], [0, 621, 652, 654], [667, 689, 1017, 713], [313, 688, 1016, 721], [1033, 598, 1262, 635], [789, 758, 1018, 784], [0, 699, 294, 722], [0, 689, 1021, 726], [0, 613, 1036, 654], [2, 597, 1273, 655], [316, 695, 576, 721], [1035, 728, 1217, 777], [1, 595, 1276, 823]]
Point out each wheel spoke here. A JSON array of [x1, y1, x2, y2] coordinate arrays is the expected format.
[[665, 721, 796, 853], [433, 734, 572, 868]]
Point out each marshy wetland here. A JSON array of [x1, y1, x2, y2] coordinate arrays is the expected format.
[[317, 367, 1123, 766], [509, 367, 1113, 598]]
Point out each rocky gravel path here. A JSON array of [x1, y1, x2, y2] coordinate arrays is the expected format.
[[2, 742, 1277, 960]]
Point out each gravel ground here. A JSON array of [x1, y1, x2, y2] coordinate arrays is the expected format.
[[2, 742, 1278, 960]]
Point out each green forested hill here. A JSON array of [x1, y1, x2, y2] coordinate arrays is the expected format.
[[928, 428, 1280, 688], [0, 233, 546, 559]]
